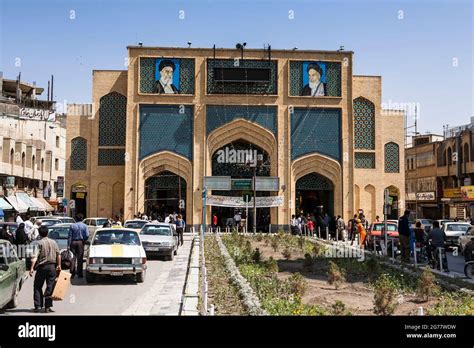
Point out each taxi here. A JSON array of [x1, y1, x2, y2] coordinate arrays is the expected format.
[[85, 227, 147, 283]]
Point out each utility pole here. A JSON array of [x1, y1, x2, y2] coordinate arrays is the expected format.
[[253, 165, 257, 233]]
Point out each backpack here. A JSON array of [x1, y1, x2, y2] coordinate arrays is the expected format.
[[61, 250, 74, 269]]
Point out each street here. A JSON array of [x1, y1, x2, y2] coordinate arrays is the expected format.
[[2, 235, 193, 316]]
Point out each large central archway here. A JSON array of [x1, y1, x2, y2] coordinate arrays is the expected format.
[[211, 140, 272, 232], [295, 173, 334, 216]]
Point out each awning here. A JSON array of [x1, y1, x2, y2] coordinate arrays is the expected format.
[[36, 197, 54, 212], [16, 192, 43, 211], [0, 197, 14, 211], [4, 196, 29, 213], [30, 197, 49, 212]]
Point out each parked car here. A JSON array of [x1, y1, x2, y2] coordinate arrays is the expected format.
[[32, 217, 62, 227], [0, 240, 26, 310], [442, 222, 471, 247], [123, 220, 149, 232], [140, 223, 178, 260], [416, 219, 433, 233], [386, 219, 399, 226], [435, 219, 453, 229], [85, 228, 147, 283], [83, 218, 109, 235], [55, 217, 76, 224], [459, 226, 474, 254], [0, 222, 18, 239], [367, 222, 399, 248]]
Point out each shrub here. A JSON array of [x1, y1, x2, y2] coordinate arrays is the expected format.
[[366, 257, 381, 279], [331, 300, 347, 315], [282, 246, 292, 260], [288, 272, 307, 298], [271, 238, 279, 252], [252, 248, 262, 264], [255, 233, 263, 242], [373, 274, 398, 316], [298, 236, 305, 250], [427, 293, 474, 315], [312, 244, 323, 257], [303, 253, 314, 272], [327, 261, 345, 289], [265, 257, 279, 273], [416, 267, 440, 302]]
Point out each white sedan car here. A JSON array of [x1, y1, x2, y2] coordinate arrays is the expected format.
[[140, 223, 178, 260], [85, 228, 147, 283], [442, 222, 471, 247]]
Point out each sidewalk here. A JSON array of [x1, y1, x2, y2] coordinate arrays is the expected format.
[[122, 234, 194, 315]]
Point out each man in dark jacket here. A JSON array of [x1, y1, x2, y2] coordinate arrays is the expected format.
[[398, 210, 411, 263]]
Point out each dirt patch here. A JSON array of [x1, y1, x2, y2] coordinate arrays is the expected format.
[[252, 239, 440, 315]]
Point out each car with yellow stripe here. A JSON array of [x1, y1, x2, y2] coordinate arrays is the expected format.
[[85, 228, 147, 283]]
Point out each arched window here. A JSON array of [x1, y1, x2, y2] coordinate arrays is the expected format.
[[447, 147, 452, 165], [464, 143, 469, 163], [10, 149, 14, 165], [21, 152, 26, 167], [353, 97, 375, 150], [71, 137, 87, 170], [99, 92, 126, 146], [385, 142, 399, 173]]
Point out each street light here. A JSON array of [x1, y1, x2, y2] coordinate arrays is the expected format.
[[247, 154, 264, 233]]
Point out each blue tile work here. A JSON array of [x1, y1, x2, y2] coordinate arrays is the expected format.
[[289, 61, 341, 97], [139, 105, 193, 161], [99, 92, 127, 146], [290, 108, 341, 161], [70, 137, 87, 170], [207, 59, 277, 94], [355, 152, 376, 168], [296, 172, 333, 190], [140, 58, 195, 94], [206, 105, 277, 135], [98, 149, 125, 166], [384, 142, 400, 173], [353, 97, 375, 150]]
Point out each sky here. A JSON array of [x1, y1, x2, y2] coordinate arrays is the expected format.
[[0, 0, 472, 134]]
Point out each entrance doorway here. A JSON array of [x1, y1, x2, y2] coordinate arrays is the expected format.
[[385, 186, 400, 220], [145, 171, 186, 221], [71, 183, 87, 218], [295, 173, 334, 217]]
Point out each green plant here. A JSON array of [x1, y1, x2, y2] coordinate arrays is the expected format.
[[265, 257, 279, 273], [288, 272, 307, 298], [365, 257, 381, 279], [373, 274, 398, 316], [271, 237, 279, 252], [327, 261, 345, 289], [426, 293, 474, 315], [252, 248, 262, 264], [282, 246, 292, 260], [416, 267, 440, 302], [331, 300, 347, 315], [298, 236, 305, 250], [312, 243, 323, 257], [255, 233, 263, 242]]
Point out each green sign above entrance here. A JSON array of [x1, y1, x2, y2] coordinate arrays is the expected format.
[[231, 179, 252, 190]]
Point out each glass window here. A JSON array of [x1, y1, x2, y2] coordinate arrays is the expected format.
[[96, 219, 108, 226], [93, 230, 140, 245], [446, 224, 470, 232], [124, 221, 147, 229], [48, 227, 70, 239], [141, 225, 172, 236]]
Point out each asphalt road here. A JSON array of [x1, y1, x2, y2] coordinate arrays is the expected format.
[[3, 236, 193, 316]]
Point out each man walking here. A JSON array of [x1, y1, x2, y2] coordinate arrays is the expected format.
[[29, 226, 61, 313], [336, 215, 345, 241], [398, 210, 411, 263], [176, 214, 185, 246], [68, 214, 89, 278]]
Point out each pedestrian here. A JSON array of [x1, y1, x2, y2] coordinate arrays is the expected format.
[[233, 211, 242, 232], [67, 214, 89, 278], [16, 213, 24, 224], [357, 219, 367, 249], [212, 213, 218, 233], [336, 215, 345, 240], [427, 220, 449, 271], [291, 215, 298, 235], [24, 214, 34, 240], [349, 214, 357, 244], [329, 216, 337, 239], [176, 214, 185, 246], [307, 218, 315, 237], [375, 215, 380, 223], [14, 223, 28, 258], [398, 210, 411, 263], [29, 225, 61, 313]]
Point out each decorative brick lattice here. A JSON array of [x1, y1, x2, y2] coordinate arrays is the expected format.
[[296, 173, 333, 190], [99, 92, 126, 146], [207, 59, 277, 94], [98, 149, 125, 166], [353, 97, 375, 150], [206, 105, 277, 135], [289, 61, 341, 97], [355, 152, 376, 169], [70, 137, 87, 170], [290, 108, 341, 161], [140, 58, 195, 94], [384, 142, 399, 173], [139, 105, 193, 161]]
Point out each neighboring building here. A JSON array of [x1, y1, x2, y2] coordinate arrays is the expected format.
[[405, 118, 474, 220], [66, 46, 405, 229], [0, 73, 66, 218]]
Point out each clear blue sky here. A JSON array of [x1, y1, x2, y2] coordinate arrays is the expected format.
[[1, 0, 472, 134]]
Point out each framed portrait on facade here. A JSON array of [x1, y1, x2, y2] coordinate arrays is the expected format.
[[155, 58, 181, 94], [301, 61, 327, 97], [288, 60, 341, 97]]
